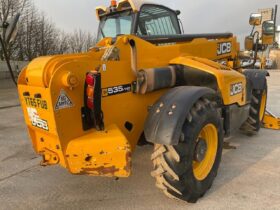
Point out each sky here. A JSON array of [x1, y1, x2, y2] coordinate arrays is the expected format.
[[35, 0, 280, 43]]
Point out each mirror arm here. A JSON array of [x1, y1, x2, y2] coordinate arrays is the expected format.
[[250, 25, 255, 36], [252, 31, 260, 68], [0, 35, 17, 86]]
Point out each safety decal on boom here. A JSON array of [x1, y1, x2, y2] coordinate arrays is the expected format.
[[55, 89, 74, 111], [102, 84, 132, 97]]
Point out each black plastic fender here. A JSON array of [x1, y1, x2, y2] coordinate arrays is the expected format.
[[243, 69, 269, 90], [144, 86, 215, 145]]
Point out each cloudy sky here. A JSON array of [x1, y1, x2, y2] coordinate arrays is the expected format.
[[35, 0, 280, 42]]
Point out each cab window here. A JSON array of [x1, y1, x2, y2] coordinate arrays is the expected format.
[[97, 10, 133, 41], [137, 5, 181, 36]]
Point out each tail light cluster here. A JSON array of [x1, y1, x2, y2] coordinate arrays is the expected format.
[[86, 72, 96, 109], [82, 71, 104, 131]]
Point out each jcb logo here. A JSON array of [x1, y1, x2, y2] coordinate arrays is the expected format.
[[31, 118, 49, 131], [27, 107, 49, 131], [217, 42, 232, 55], [230, 83, 243, 96]]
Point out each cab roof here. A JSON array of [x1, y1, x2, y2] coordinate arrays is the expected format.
[[95, 0, 157, 20]]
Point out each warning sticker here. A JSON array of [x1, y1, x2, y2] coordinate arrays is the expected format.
[[55, 90, 74, 111]]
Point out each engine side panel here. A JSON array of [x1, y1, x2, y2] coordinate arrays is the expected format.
[[170, 56, 247, 106]]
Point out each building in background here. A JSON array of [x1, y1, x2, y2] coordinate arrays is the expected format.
[[276, 26, 280, 45], [255, 8, 274, 37], [269, 25, 280, 69], [0, 61, 28, 80], [256, 7, 279, 69]]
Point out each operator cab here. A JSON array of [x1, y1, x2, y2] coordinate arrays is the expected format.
[[96, 0, 182, 42]]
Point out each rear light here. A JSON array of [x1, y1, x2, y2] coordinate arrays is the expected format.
[[87, 86, 94, 98], [85, 72, 97, 110], [87, 86, 94, 109], [87, 98, 94, 109], [86, 73, 95, 87], [82, 71, 104, 131]]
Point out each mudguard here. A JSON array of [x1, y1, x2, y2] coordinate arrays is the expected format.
[[243, 69, 269, 90], [144, 86, 215, 145]]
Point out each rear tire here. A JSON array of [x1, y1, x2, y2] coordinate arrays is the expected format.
[[151, 98, 223, 203]]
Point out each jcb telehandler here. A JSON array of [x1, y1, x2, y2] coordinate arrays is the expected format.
[[16, 0, 278, 203]]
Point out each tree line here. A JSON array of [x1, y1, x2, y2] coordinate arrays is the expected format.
[[0, 0, 96, 61]]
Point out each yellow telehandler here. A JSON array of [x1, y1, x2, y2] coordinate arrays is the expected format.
[[16, 0, 279, 203], [243, 12, 280, 130]]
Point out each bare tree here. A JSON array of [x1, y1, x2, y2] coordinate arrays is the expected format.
[[0, 0, 29, 60], [1, 0, 96, 61], [56, 32, 70, 54], [0, 0, 28, 28], [68, 29, 96, 53]]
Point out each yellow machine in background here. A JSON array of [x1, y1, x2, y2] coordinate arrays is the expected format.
[[17, 0, 278, 203], [244, 12, 280, 131]]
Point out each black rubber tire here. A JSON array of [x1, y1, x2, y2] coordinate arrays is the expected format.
[[151, 98, 223, 203], [241, 86, 267, 134]]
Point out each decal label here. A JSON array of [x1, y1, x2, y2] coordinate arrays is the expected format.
[[230, 83, 243, 96], [102, 64, 107, 72], [55, 90, 73, 111], [102, 84, 132, 97], [24, 97, 48, 110], [217, 42, 232, 55], [27, 107, 49, 131]]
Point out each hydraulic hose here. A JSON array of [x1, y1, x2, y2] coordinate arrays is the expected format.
[[129, 39, 138, 76]]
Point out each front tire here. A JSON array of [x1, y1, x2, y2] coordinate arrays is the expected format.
[[241, 86, 267, 133], [151, 98, 223, 203]]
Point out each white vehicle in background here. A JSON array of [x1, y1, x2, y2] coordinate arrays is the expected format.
[[253, 59, 273, 69]]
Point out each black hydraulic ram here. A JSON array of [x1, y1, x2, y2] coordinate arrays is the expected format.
[[136, 66, 177, 94]]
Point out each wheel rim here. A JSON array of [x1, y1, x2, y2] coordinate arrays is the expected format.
[[193, 124, 218, 181], [259, 91, 267, 121]]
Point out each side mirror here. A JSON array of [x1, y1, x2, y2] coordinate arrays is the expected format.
[[249, 13, 262, 26], [4, 13, 20, 44], [262, 20, 275, 45], [175, 10, 181, 16], [244, 36, 254, 51]]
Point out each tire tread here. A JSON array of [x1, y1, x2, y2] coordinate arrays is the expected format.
[[152, 98, 223, 202]]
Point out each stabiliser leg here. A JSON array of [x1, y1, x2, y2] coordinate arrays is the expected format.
[[263, 110, 280, 130]]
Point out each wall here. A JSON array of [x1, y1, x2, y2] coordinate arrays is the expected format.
[[269, 49, 280, 69], [276, 26, 280, 45], [0, 61, 28, 80]]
